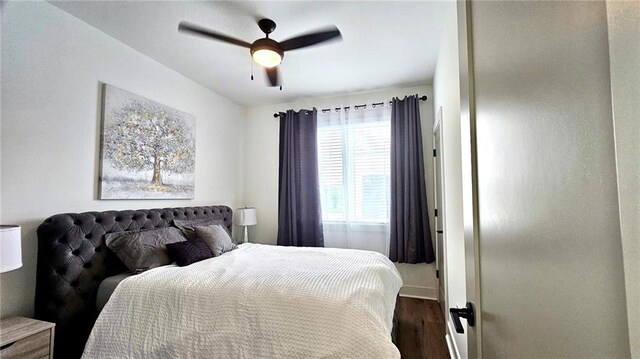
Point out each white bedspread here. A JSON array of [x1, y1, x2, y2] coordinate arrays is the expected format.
[[83, 243, 403, 359]]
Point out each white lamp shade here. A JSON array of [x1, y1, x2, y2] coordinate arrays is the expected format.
[[0, 225, 22, 273], [234, 208, 257, 226]]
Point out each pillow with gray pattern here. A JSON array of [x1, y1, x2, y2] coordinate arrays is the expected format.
[[105, 227, 187, 271], [172, 218, 227, 240], [194, 224, 237, 257]]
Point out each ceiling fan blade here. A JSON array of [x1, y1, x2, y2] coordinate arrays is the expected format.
[[279, 26, 342, 51], [265, 66, 280, 87], [178, 22, 251, 48]]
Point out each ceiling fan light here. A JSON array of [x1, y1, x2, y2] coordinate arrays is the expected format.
[[252, 49, 282, 68]]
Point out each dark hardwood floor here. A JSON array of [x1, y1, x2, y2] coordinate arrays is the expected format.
[[396, 297, 450, 359]]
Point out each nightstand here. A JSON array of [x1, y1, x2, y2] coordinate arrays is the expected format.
[[0, 317, 55, 359]]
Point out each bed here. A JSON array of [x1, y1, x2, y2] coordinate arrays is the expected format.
[[35, 206, 402, 358]]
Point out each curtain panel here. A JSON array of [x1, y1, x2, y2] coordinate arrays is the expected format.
[[389, 95, 435, 263], [277, 109, 324, 247]]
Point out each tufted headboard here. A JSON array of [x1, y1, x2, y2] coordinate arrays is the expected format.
[[34, 205, 233, 358]]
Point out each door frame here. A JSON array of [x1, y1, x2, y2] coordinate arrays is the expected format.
[[433, 107, 448, 318], [457, 0, 482, 357]]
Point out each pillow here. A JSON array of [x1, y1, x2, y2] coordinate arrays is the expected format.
[[166, 239, 213, 267], [172, 218, 227, 240], [105, 227, 187, 271], [194, 224, 237, 257]]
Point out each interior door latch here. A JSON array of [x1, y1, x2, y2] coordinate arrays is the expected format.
[[449, 302, 475, 334]]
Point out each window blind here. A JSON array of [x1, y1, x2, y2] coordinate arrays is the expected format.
[[317, 110, 391, 224]]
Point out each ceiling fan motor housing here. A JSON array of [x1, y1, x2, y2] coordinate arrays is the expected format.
[[250, 38, 284, 60]]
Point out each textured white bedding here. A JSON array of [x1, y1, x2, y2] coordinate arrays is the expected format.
[[82, 243, 403, 359]]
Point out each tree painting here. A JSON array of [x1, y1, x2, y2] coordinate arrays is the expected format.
[[99, 85, 196, 199]]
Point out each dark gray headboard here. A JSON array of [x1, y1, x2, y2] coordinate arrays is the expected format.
[[34, 205, 232, 358]]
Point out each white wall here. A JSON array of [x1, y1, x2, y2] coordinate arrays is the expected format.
[[0, 2, 246, 317], [432, 4, 466, 358], [470, 1, 630, 357], [244, 85, 439, 297], [606, 1, 640, 357]]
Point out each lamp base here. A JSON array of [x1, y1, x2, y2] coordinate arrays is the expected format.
[[243, 225, 249, 244]]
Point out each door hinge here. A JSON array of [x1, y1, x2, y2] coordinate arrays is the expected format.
[[436, 269, 440, 279], [433, 149, 437, 157], [435, 208, 438, 217]]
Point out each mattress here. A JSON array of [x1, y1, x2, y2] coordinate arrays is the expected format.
[[82, 243, 403, 359], [95, 273, 132, 312]]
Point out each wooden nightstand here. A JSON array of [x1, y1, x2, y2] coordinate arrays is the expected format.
[[0, 317, 55, 359]]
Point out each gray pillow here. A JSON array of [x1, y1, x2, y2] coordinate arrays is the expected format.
[[173, 218, 227, 240], [194, 225, 237, 257], [105, 227, 187, 271]]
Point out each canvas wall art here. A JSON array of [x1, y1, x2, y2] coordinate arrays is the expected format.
[[99, 84, 196, 199]]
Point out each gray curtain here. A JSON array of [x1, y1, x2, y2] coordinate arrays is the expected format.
[[389, 95, 435, 263], [277, 109, 324, 247]]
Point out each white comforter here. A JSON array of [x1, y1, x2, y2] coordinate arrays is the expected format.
[[83, 243, 403, 359]]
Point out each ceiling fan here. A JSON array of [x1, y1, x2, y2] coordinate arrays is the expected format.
[[178, 18, 342, 88]]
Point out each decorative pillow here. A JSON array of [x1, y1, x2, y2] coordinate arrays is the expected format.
[[105, 227, 187, 271], [172, 218, 227, 240], [166, 239, 213, 267], [194, 224, 237, 257]]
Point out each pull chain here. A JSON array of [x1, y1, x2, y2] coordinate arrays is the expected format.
[[250, 60, 254, 81]]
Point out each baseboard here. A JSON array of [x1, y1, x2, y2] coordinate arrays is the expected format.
[[399, 285, 438, 300], [446, 320, 463, 359]]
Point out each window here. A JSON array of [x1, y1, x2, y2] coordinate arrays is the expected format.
[[317, 107, 391, 225]]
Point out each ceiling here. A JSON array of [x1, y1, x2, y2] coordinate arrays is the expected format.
[[52, 1, 449, 106]]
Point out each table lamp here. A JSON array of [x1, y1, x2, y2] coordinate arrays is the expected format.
[[1, 225, 22, 273], [234, 208, 257, 243]]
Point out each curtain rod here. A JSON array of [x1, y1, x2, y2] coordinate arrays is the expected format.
[[272, 95, 428, 118]]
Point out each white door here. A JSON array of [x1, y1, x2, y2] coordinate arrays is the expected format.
[[457, 1, 630, 358]]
